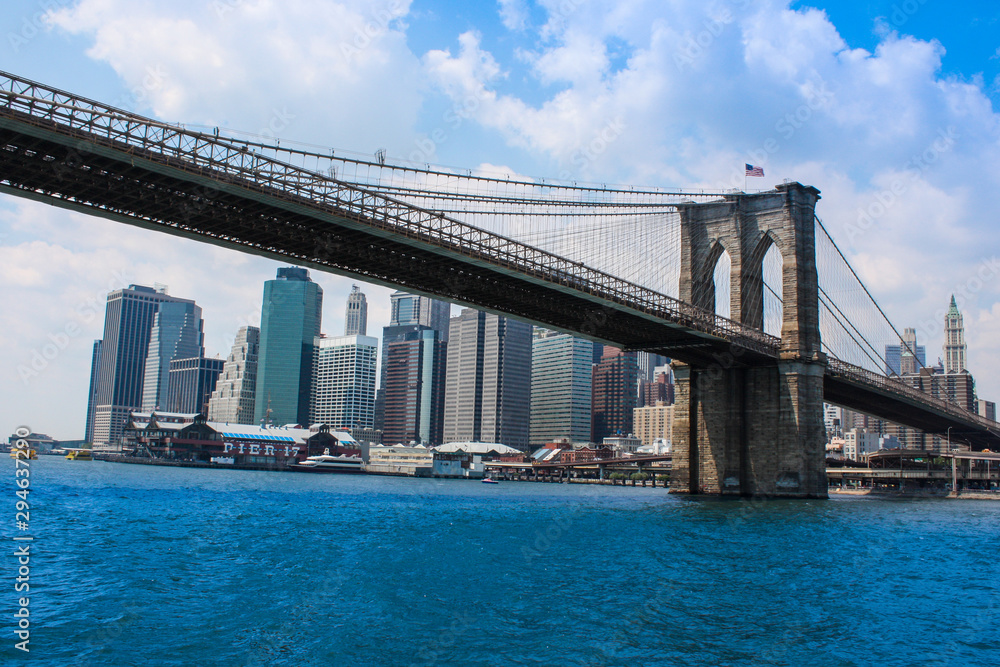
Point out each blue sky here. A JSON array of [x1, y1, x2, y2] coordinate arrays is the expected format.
[[814, 1, 1000, 85], [3, 0, 1000, 439]]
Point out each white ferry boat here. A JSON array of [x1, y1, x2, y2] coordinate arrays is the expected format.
[[288, 448, 364, 474]]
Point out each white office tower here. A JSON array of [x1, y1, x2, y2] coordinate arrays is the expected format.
[[310, 334, 378, 429]]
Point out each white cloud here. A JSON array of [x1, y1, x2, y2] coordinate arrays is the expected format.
[[48, 0, 423, 153], [424, 1, 1000, 193], [498, 0, 529, 31], [424, 30, 634, 174], [529, 29, 610, 86], [424, 31, 504, 98]]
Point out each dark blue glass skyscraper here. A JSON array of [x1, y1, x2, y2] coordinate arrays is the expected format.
[[84, 340, 102, 444], [141, 300, 204, 411], [89, 285, 196, 448]]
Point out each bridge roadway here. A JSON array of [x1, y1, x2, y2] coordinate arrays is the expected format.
[[1, 71, 998, 450]]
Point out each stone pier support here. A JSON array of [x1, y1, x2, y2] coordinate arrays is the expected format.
[[670, 183, 827, 498]]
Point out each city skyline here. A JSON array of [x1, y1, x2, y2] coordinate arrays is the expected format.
[[17, 250, 996, 445], [6, 2, 1000, 440], [21, 265, 1000, 442], [78, 275, 457, 445]]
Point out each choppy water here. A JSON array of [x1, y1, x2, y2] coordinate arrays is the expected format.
[[1, 457, 998, 666]]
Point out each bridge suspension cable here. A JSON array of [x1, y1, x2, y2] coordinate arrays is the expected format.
[[183, 125, 726, 201], [814, 216, 925, 376], [169, 124, 713, 301]]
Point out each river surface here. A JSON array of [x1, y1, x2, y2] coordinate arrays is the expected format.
[[1, 457, 998, 666]]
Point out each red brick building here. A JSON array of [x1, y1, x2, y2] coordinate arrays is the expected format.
[[591, 347, 639, 442]]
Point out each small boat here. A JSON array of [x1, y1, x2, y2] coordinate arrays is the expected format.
[[288, 448, 363, 474], [10, 448, 37, 460], [65, 449, 93, 461], [482, 477, 499, 484]]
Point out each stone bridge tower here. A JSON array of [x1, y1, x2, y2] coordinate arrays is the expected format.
[[670, 183, 827, 498]]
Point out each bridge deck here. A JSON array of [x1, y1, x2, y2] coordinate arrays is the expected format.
[[1, 70, 998, 450], [825, 360, 1000, 449], [0, 94, 776, 368]]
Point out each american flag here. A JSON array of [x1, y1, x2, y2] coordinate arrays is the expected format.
[[745, 163, 765, 177]]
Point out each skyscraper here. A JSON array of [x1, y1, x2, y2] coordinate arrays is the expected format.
[[529, 329, 592, 446], [89, 284, 194, 448], [443, 309, 531, 449], [344, 285, 368, 336], [889, 301, 976, 452], [591, 346, 639, 442], [141, 298, 204, 411], [823, 403, 842, 439], [254, 267, 323, 426], [944, 295, 967, 374], [166, 357, 224, 413], [885, 327, 926, 376], [375, 323, 423, 432], [443, 309, 485, 443], [207, 326, 260, 424], [382, 328, 447, 445], [375, 291, 452, 431], [389, 291, 451, 336], [633, 402, 673, 449], [592, 342, 605, 364], [480, 314, 532, 449], [84, 339, 102, 444], [310, 334, 378, 429]]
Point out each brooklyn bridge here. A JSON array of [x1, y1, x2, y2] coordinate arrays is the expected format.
[[1, 70, 996, 497]]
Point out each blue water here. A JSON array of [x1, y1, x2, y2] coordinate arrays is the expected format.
[[1, 458, 998, 666]]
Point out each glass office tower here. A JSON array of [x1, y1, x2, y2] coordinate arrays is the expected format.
[[254, 267, 323, 426]]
